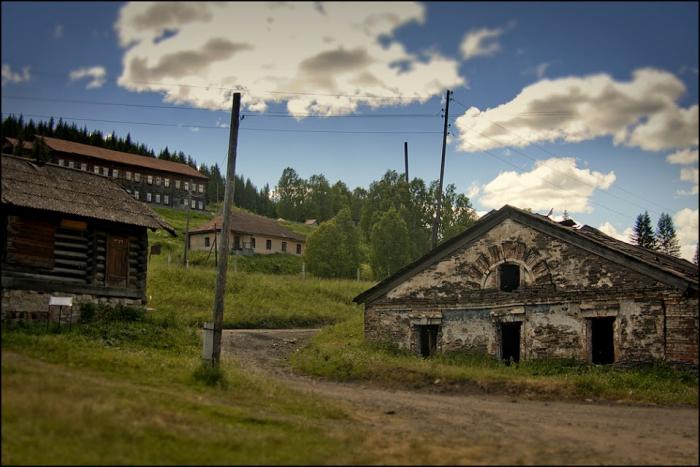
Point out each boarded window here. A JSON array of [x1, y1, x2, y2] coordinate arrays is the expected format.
[[6, 216, 56, 269], [281, 241, 287, 252], [106, 234, 129, 287], [500, 263, 520, 292]]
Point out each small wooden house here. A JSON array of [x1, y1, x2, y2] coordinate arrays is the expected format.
[[1, 154, 175, 321]]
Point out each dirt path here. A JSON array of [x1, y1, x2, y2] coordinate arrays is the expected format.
[[223, 329, 699, 465]]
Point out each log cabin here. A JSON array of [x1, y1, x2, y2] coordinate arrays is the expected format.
[[1, 154, 175, 322]]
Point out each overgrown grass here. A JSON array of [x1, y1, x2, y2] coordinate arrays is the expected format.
[[1, 317, 371, 465], [147, 258, 373, 328], [187, 250, 306, 275], [291, 314, 698, 406], [278, 219, 317, 238], [149, 206, 213, 254]]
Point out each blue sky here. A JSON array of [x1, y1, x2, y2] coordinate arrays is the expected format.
[[2, 1, 698, 258]]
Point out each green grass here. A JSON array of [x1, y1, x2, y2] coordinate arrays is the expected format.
[[1, 317, 371, 465], [147, 258, 373, 328], [149, 206, 214, 253], [187, 250, 306, 275], [278, 219, 317, 238], [291, 314, 699, 407]]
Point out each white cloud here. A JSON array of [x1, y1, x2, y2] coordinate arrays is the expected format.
[[115, 2, 464, 115], [477, 157, 615, 213], [673, 208, 699, 261], [69, 66, 107, 89], [466, 183, 480, 199], [666, 148, 698, 165], [522, 62, 551, 79], [454, 68, 699, 153], [53, 24, 64, 39], [460, 26, 505, 60], [678, 167, 699, 195], [1, 64, 30, 86], [598, 222, 633, 244]]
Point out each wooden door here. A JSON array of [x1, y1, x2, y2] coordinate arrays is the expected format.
[[106, 234, 129, 287]]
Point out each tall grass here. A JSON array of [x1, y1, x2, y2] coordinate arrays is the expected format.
[[147, 258, 373, 328], [291, 314, 699, 406]]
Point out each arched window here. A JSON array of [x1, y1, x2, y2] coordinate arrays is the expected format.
[[499, 263, 520, 292]]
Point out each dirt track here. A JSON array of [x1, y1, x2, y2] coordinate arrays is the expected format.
[[223, 329, 699, 465]]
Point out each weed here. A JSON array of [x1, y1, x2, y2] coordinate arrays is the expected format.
[[192, 363, 228, 388]]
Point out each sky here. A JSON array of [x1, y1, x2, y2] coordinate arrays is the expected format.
[[1, 1, 698, 259]]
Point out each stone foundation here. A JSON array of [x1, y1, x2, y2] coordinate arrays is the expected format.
[[1, 288, 145, 324]]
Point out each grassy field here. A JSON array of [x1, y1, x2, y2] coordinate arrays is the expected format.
[[147, 257, 372, 328], [1, 316, 374, 465], [291, 314, 699, 407]]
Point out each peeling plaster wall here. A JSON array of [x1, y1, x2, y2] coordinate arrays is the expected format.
[[364, 219, 698, 365]]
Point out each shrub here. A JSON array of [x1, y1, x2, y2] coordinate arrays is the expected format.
[[79, 303, 146, 323]]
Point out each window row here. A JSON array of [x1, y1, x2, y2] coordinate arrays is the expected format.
[[125, 190, 204, 210], [204, 236, 302, 254], [56, 159, 204, 192]]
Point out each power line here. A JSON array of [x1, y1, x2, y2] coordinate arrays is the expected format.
[[2, 95, 440, 118], [450, 97, 675, 216], [1, 112, 442, 135]]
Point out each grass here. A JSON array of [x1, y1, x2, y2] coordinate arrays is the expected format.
[[291, 313, 699, 407], [278, 219, 317, 238], [147, 257, 373, 328], [1, 317, 372, 465], [149, 206, 214, 254]]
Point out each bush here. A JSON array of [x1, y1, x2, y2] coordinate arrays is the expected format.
[[79, 303, 146, 323]]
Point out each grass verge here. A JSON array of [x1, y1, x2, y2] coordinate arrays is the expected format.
[[1, 318, 369, 465], [290, 314, 698, 407]]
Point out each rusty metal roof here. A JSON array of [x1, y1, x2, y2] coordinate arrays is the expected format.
[[1, 154, 175, 235], [5, 136, 207, 180]]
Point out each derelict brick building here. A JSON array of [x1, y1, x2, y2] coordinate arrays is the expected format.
[[354, 205, 698, 366]]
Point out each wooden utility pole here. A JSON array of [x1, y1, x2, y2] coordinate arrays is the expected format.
[[431, 89, 451, 249], [183, 181, 192, 267], [404, 141, 409, 183], [210, 92, 241, 367]]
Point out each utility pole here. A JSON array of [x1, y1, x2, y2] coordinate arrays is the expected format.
[[210, 92, 241, 367], [404, 141, 409, 183], [431, 89, 451, 249], [183, 180, 192, 267]]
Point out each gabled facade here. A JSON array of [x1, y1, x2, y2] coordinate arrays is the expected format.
[[355, 205, 698, 366]]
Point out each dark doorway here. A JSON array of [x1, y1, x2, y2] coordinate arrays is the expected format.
[[501, 322, 521, 364], [500, 264, 520, 292], [591, 317, 615, 364], [417, 325, 439, 358]]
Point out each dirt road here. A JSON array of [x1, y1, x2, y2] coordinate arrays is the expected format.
[[223, 329, 699, 465]]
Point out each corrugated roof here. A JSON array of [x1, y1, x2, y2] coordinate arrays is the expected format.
[[5, 136, 207, 180], [1, 154, 175, 234], [191, 210, 306, 242]]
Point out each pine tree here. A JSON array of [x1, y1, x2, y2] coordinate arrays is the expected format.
[[632, 211, 657, 250], [655, 213, 681, 257]]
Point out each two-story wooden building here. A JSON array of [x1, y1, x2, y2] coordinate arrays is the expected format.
[[1, 154, 175, 322], [4, 136, 208, 211]]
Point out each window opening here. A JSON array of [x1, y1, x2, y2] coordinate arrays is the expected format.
[[500, 263, 520, 292], [417, 325, 439, 358]]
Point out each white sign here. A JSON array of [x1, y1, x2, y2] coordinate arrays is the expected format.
[[202, 322, 214, 360], [49, 296, 73, 307]]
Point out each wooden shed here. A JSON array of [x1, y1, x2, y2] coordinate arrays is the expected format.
[[1, 154, 175, 321]]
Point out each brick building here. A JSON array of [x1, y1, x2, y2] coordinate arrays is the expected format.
[[354, 205, 698, 367], [4, 136, 208, 211]]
